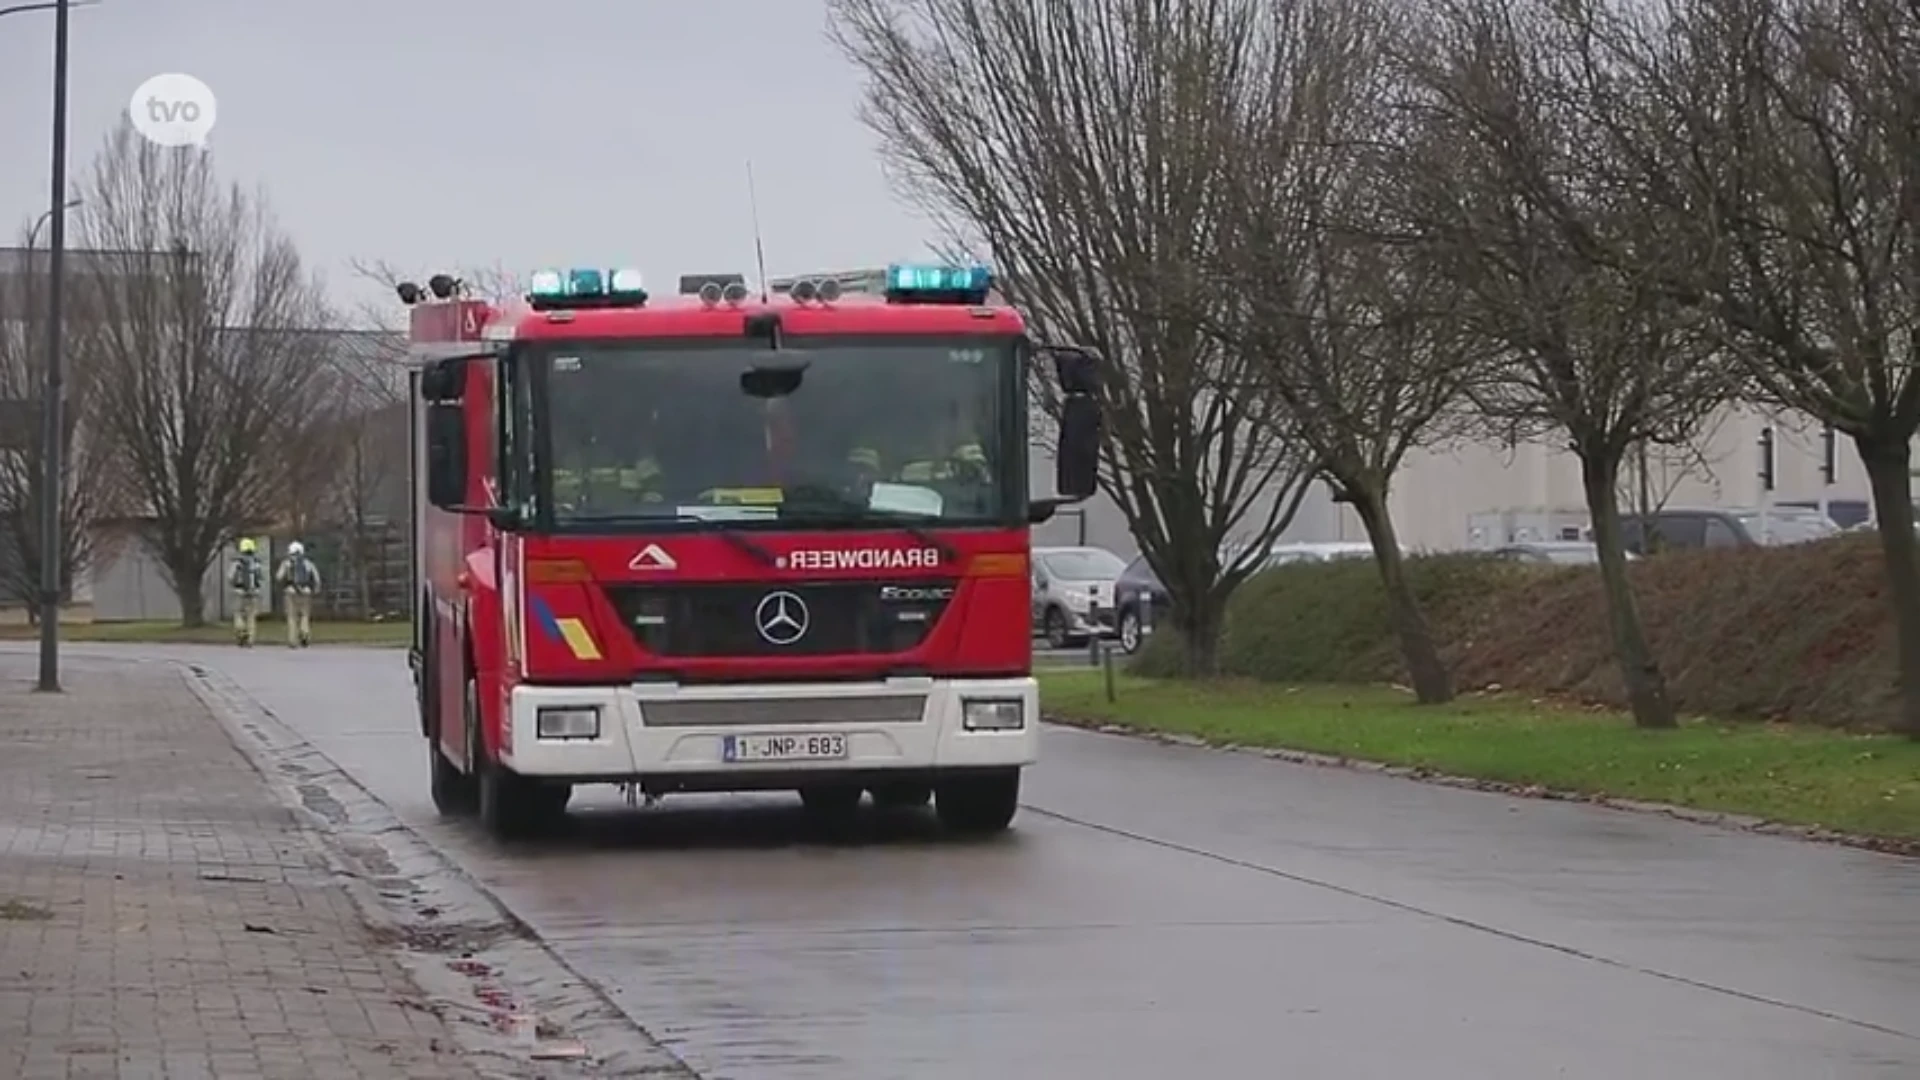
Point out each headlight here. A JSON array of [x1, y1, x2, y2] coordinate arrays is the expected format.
[[962, 698, 1025, 731], [1062, 589, 1092, 611], [535, 705, 600, 740]]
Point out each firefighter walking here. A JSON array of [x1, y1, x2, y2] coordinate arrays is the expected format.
[[277, 540, 321, 648], [229, 538, 265, 646]]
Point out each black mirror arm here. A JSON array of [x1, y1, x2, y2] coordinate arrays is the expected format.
[[1027, 496, 1073, 524], [439, 504, 521, 530]]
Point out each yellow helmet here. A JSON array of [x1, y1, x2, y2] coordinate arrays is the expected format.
[[237, 538, 256, 554], [953, 443, 987, 465]]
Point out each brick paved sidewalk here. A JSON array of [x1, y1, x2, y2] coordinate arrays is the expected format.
[[0, 655, 481, 1080]]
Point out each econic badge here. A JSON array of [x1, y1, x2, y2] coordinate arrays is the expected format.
[[130, 73, 218, 147]]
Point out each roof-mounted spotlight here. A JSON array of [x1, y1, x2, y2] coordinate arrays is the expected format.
[[790, 279, 818, 303], [721, 281, 750, 305], [698, 281, 724, 306], [427, 273, 458, 300], [816, 278, 842, 303], [396, 281, 423, 305]]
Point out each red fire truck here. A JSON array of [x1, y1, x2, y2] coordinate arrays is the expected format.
[[402, 265, 1101, 840]]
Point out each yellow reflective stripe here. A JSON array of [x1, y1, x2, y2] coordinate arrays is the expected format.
[[554, 617, 602, 661]]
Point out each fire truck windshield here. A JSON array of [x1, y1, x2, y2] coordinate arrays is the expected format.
[[527, 336, 1023, 532]]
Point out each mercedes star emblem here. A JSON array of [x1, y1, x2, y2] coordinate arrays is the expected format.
[[754, 590, 810, 645]]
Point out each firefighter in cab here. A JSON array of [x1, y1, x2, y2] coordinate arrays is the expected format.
[[899, 402, 991, 489], [228, 538, 265, 647], [277, 541, 321, 649]]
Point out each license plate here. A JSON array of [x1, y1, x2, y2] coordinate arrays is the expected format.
[[722, 733, 848, 763]]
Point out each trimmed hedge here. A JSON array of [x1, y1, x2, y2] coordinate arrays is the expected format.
[[1130, 532, 1903, 730]]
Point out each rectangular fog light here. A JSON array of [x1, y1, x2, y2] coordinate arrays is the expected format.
[[962, 698, 1025, 731], [536, 706, 600, 740]]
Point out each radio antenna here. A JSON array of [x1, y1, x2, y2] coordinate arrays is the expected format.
[[746, 161, 769, 303]]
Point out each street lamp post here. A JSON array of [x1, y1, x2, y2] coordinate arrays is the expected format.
[[36, 0, 72, 692], [0, 1, 96, 19], [25, 197, 79, 645]]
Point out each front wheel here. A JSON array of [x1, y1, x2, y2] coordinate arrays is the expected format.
[[1117, 609, 1142, 654], [1043, 608, 1072, 650], [429, 739, 477, 816], [478, 761, 570, 839], [469, 672, 568, 840], [935, 771, 1020, 835]]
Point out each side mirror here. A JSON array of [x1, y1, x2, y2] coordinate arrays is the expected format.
[[420, 358, 467, 402], [1055, 392, 1100, 500], [425, 403, 467, 508], [1040, 344, 1101, 395]]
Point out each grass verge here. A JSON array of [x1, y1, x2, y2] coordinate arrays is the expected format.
[[1040, 671, 1920, 846], [0, 619, 411, 647]]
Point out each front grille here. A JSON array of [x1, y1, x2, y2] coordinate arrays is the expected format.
[[640, 694, 928, 727], [603, 580, 959, 657]]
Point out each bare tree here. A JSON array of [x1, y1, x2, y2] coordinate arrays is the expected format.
[[1396, 0, 1737, 728], [831, 0, 1318, 672], [1599, 0, 1920, 735], [70, 123, 335, 626], [1623, 416, 1728, 525], [1211, 0, 1477, 702], [0, 231, 120, 616]]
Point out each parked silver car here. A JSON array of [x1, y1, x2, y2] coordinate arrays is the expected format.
[[1032, 546, 1127, 649], [1492, 541, 1636, 565]]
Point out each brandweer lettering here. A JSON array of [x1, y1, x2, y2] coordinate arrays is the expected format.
[[784, 547, 942, 570]]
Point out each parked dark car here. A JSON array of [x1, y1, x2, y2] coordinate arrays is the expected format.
[[1112, 555, 1171, 655], [1779, 498, 1869, 529], [1611, 507, 1838, 553]]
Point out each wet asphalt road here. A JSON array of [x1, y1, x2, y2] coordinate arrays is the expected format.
[[25, 643, 1920, 1078]]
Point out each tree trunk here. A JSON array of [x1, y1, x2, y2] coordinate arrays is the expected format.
[[170, 560, 207, 627], [1855, 432, 1920, 739], [1172, 591, 1226, 676], [1351, 486, 1453, 703], [1579, 449, 1676, 729]]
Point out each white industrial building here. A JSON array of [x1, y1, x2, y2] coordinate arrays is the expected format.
[[1032, 402, 1889, 562], [765, 267, 1889, 561]]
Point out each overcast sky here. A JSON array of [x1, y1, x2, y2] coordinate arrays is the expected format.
[[0, 0, 942, 321]]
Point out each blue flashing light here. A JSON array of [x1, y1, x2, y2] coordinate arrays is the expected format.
[[525, 266, 649, 309], [567, 268, 605, 296], [883, 262, 993, 304]]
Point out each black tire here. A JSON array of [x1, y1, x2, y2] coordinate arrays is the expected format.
[[935, 771, 1021, 835], [429, 738, 478, 816], [870, 781, 933, 810], [1043, 608, 1072, 650], [1117, 609, 1142, 654], [468, 672, 567, 840], [798, 783, 864, 817]]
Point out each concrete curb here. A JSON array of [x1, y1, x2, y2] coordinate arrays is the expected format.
[[175, 659, 702, 1078], [1043, 712, 1920, 860]]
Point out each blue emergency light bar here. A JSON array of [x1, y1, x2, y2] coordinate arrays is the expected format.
[[527, 267, 647, 310], [883, 262, 993, 305]]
